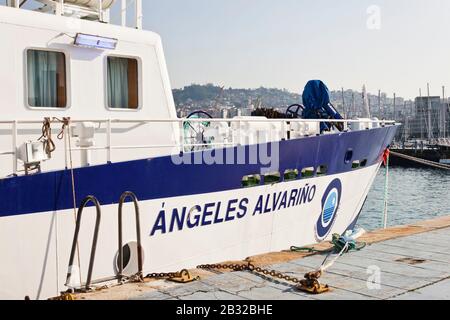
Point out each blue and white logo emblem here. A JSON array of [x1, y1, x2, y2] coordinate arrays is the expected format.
[[315, 179, 342, 241]]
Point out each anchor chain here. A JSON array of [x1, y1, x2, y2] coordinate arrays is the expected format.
[[120, 272, 144, 283], [196, 262, 329, 294], [145, 269, 199, 284]]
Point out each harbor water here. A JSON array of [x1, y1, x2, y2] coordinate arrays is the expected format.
[[358, 167, 450, 231]]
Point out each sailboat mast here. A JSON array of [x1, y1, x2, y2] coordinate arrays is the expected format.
[[403, 101, 408, 141], [352, 92, 355, 118], [362, 85, 370, 118], [427, 83, 432, 141], [393, 93, 396, 121], [442, 86, 446, 139], [378, 90, 381, 118], [419, 88, 423, 140]]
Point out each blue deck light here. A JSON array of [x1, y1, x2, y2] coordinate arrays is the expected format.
[[74, 33, 118, 50]]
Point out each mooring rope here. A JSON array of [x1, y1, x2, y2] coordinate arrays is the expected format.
[[65, 121, 83, 287], [383, 151, 390, 229], [319, 242, 349, 273], [290, 233, 366, 254], [390, 150, 450, 170], [45, 118, 83, 289], [39, 118, 56, 157]]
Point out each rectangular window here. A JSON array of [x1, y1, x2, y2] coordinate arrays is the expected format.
[[264, 172, 281, 185], [284, 169, 299, 181], [242, 174, 261, 188], [301, 167, 315, 178], [107, 56, 139, 109], [316, 165, 328, 176], [27, 49, 67, 108], [352, 160, 361, 169]]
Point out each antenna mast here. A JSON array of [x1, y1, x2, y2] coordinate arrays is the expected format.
[[393, 93, 396, 122]]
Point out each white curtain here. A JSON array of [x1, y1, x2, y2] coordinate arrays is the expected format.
[[27, 50, 60, 107], [107, 57, 129, 108]]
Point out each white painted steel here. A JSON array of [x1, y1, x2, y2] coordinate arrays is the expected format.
[[0, 163, 380, 300]]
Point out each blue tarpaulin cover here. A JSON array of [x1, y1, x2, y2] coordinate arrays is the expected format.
[[302, 80, 343, 132]]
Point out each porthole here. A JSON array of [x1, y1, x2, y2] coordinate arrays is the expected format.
[[360, 159, 368, 167], [316, 165, 328, 176], [344, 149, 353, 164]]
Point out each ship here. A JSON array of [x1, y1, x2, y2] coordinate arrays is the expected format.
[[0, 0, 398, 300]]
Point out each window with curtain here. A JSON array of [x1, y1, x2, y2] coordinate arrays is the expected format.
[[27, 49, 67, 108], [107, 56, 139, 109]]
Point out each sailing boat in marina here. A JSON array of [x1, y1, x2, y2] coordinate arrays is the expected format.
[[390, 85, 450, 167]]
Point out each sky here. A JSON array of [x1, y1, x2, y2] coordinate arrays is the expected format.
[[10, 0, 450, 99], [132, 0, 450, 99]]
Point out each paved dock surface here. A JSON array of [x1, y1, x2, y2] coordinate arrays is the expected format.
[[78, 216, 450, 300]]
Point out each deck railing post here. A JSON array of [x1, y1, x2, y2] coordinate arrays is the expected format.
[[135, 0, 143, 29], [12, 120, 17, 175], [107, 119, 112, 163], [64, 123, 68, 169], [238, 119, 242, 146], [56, 0, 64, 16], [121, 0, 127, 26], [6, 0, 20, 8], [179, 120, 185, 153], [98, 0, 103, 21]]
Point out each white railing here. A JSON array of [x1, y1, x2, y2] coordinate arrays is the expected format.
[[4, 0, 143, 29], [0, 118, 397, 176], [0, 118, 396, 125]]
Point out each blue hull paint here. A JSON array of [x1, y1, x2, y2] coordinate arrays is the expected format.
[[0, 126, 397, 218]]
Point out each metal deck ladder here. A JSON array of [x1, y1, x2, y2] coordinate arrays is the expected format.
[[65, 192, 143, 292]]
